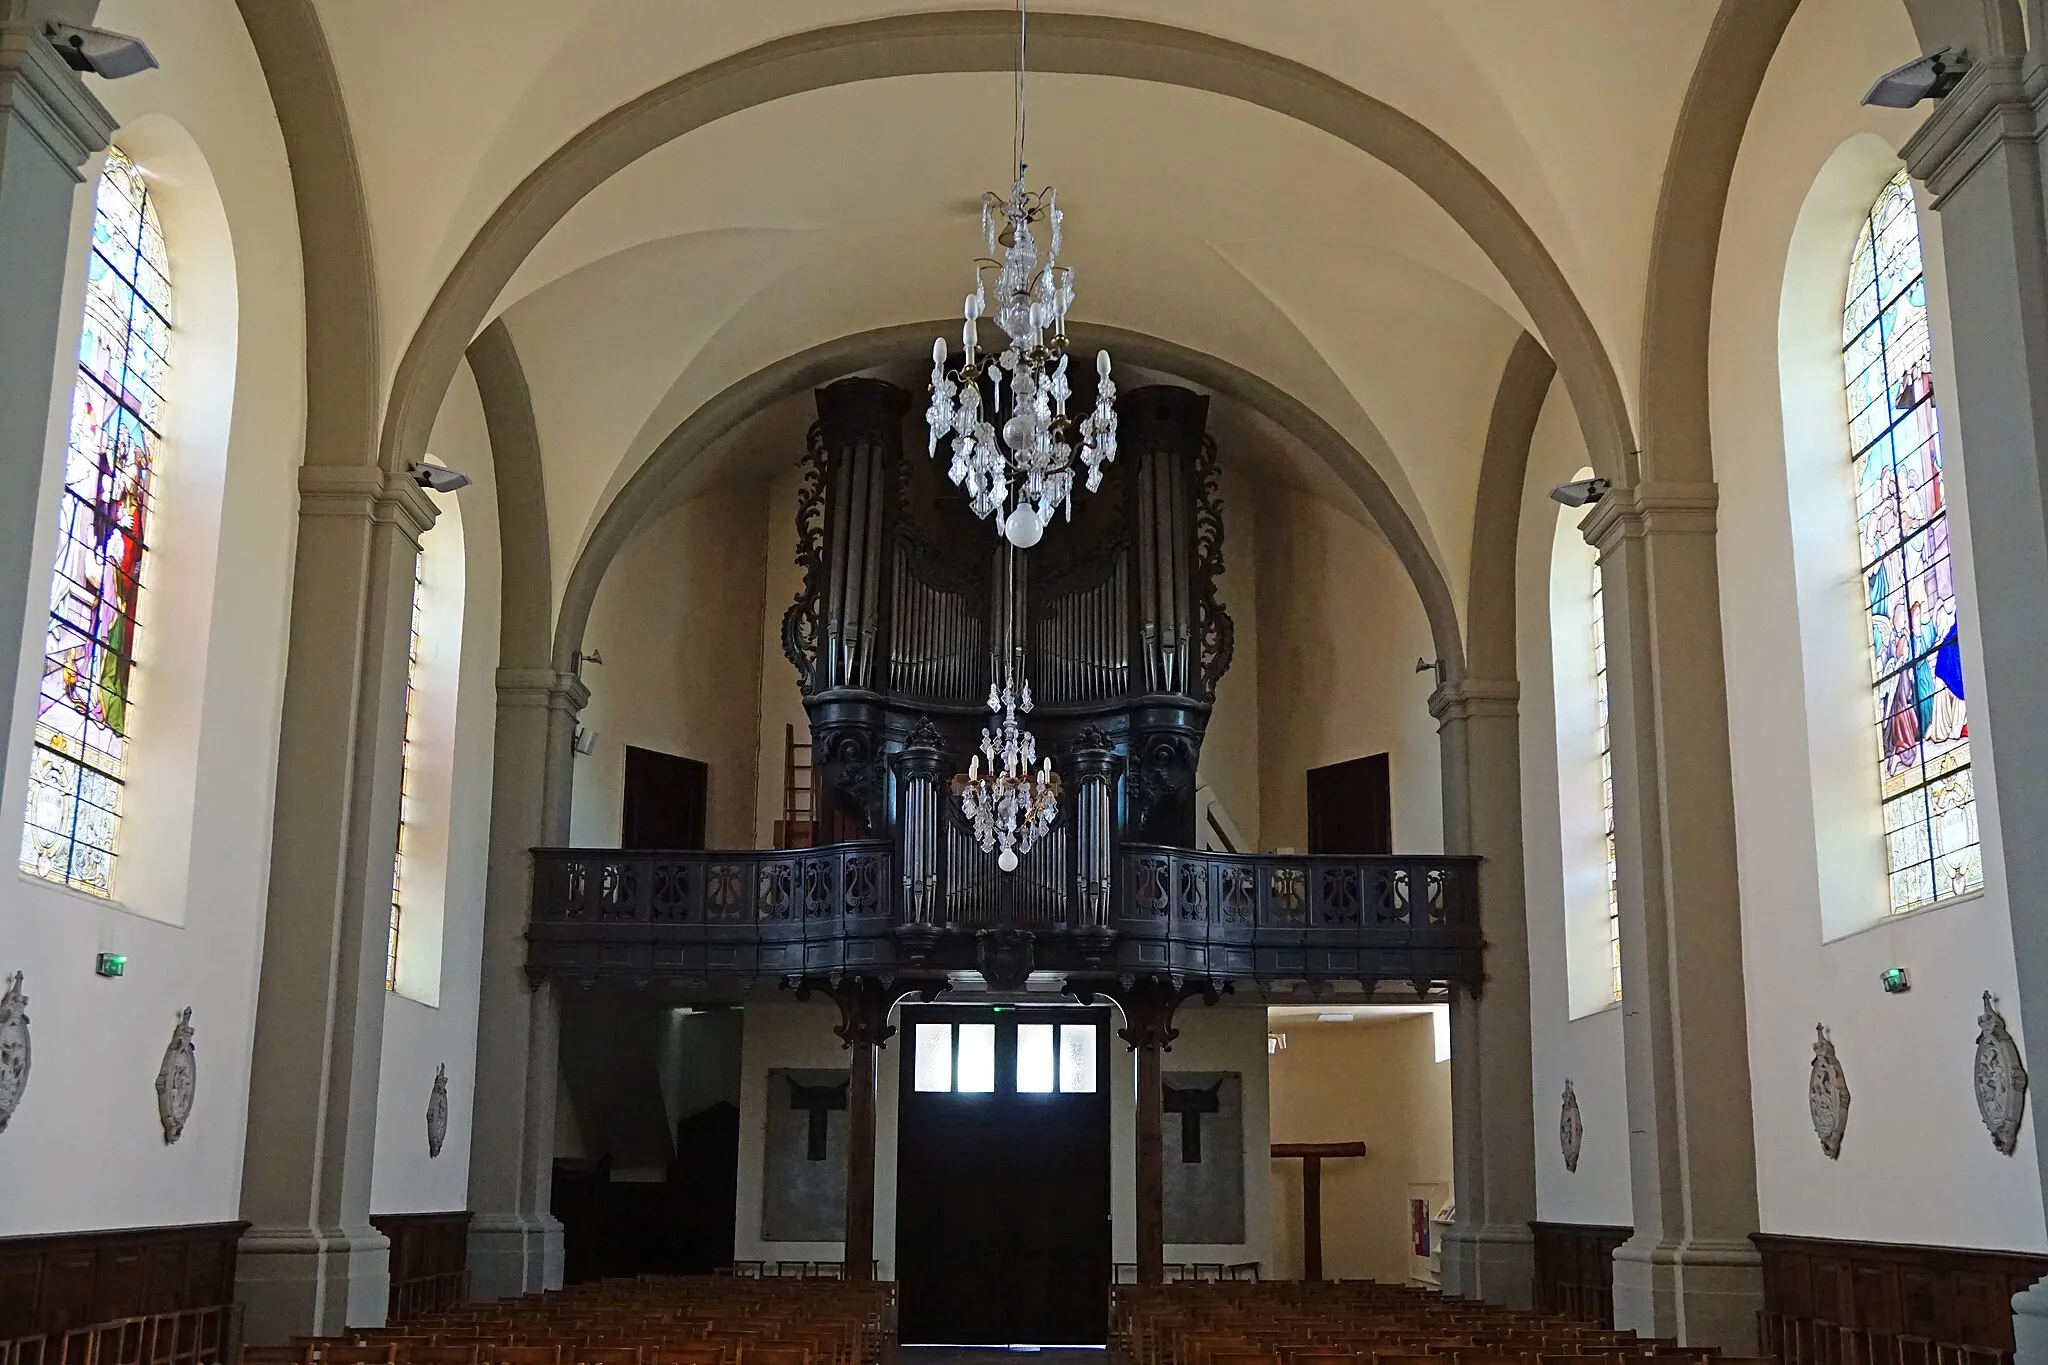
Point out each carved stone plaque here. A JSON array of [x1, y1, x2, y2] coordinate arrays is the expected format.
[[1560, 1078, 1583, 1173], [154, 1008, 196, 1144], [0, 973, 27, 1135], [1808, 1023, 1849, 1161], [426, 1064, 449, 1158], [1975, 992, 2029, 1157]]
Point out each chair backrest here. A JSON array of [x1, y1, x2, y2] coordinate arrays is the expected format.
[[572, 1350, 643, 1365], [488, 1348, 567, 1365], [402, 1347, 482, 1365], [649, 1348, 726, 1365], [735, 1347, 808, 1365], [240, 1348, 307, 1365], [311, 1345, 400, 1365]]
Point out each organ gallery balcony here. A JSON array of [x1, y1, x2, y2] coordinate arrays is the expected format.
[[524, 841, 1482, 996]]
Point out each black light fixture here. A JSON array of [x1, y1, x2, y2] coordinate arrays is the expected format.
[[1549, 476, 1610, 508], [1863, 49, 1967, 108], [409, 460, 471, 494], [47, 23, 158, 79]]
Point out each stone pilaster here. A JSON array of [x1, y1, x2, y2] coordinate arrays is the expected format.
[[1431, 680, 1536, 1309], [466, 667, 587, 1298], [0, 21, 110, 786], [237, 469, 439, 1341], [1902, 57, 2048, 1365], [1582, 483, 1761, 1350]]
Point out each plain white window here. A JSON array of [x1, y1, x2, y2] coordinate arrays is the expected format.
[[1016, 1023, 1056, 1093], [1058, 1023, 1097, 1093], [956, 1022, 996, 1093], [914, 1022, 954, 1092]]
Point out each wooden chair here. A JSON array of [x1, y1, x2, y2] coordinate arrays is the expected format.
[[310, 1345, 401, 1365], [735, 1347, 808, 1365], [648, 1348, 725, 1365], [400, 1347, 482, 1365], [240, 1348, 307, 1365], [572, 1349, 643, 1365], [486, 1348, 566, 1365]]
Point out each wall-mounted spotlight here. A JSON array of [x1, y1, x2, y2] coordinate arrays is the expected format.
[[572, 725, 599, 756], [575, 650, 604, 669], [410, 461, 471, 494], [47, 23, 158, 79], [1863, 49, 1967, 108], [1549, 476, 1611, 508]]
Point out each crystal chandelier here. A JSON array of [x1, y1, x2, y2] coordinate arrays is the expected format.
[[952, 544, 1060, 872], [924, 0, 1118, 550]]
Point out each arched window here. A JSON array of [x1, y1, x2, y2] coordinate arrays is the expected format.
[[1841, 170, 1979, 913], [20, 149, 172, 896], [1551, 472, 1620, 1016], [389, 560, 424, 991], [1591, 556, 1619, 1001]]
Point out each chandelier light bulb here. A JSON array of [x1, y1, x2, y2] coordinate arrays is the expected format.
[[998, 847, 1020, 873], [1004, 503, 1044, 548]]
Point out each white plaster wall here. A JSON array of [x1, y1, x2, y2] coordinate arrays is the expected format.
[[0, 0, 305, 1233], [1516, 382, 1632, 1225], [1711, 0, 2044, 1249], [1254, 486, 1443, 853], [371, 359, 501, 1214], [732, 998, 902, 1274], [1158, 1005, 1274, 1271], [570, 482, 769, 848], [754, 460, 810, 849]]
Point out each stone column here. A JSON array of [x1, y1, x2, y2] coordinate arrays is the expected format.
[[1431, 681, 1537, 1309], [237, 469, 439, 1341], [467, 667, 586, 1298], [0, 22, 111, 782], [1583, 485, 1762, 1350], [1902, 55, 2048, 1365]]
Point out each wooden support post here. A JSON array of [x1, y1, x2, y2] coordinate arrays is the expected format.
[[799, 975, 900, 1283], [1135, 1038, 1164, 1286], [1081, 975, 1225, 1287], [1271, 1142, 1369, 1283]]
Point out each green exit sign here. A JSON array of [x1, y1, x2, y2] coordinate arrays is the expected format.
[[1881, 967, 1911, 994], [95, 953, 126, 978]]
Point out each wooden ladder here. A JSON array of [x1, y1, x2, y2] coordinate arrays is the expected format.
[[775, 722, 815, 849]]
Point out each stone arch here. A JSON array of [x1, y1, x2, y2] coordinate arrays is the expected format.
[[230, 0, 380, 474], [376, 9, 1638, 496], [547, 320, 1466, 681]]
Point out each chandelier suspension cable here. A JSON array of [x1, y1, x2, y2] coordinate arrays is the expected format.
[[1014, 0, 1028, 183]]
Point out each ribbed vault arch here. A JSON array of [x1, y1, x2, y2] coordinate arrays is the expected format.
[[546, 321, 1471, 698], [377, 9, 1638, 496]]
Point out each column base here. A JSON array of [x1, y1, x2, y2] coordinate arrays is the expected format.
[[2012, 1280, 2048, 1365], [468, 1213, 564, 1298], [1439, 1221, 1535, 1308], [1612, 1235, 1761, 1350], [235, 1224, 391, 1344]]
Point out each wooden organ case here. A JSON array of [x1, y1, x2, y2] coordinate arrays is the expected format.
[[779, 376, 1234, 954]]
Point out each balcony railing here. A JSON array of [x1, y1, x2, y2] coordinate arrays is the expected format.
[[528, 840, 1481, 991]]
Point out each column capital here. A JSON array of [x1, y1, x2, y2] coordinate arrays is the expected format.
[[495, 667, 590, 714], [1429, 678, 1519, 725], [298, 466, 440, 547], [1902, 57, 2046, 202], [1580, 480, 1718, 553], [0, 22, 115, 177]]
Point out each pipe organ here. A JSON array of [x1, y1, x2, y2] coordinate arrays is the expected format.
[[779, 376, 1235, 928]]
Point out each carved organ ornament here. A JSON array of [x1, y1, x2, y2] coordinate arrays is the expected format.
[[783, 377, 1233, 922]]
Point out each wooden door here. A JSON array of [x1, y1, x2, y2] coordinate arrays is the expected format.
[[895, 1006, 1112, 1345], [1306, 753, 1392, 855], [622, 746, 708, 850]]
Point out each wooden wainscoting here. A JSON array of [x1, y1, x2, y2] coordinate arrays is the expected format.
[[1756, 1233, 2048, 1365], [0, 1221, 245, 1340], [1531, 1222, 1632, 1329], [370, 1212, 472, 1321]]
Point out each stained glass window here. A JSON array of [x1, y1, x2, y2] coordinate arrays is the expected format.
[[1842, 170, 1980, 914], [1592, 560, 1619, 1001], [389, 561, 424, 991], [20, 149, 171, 896]]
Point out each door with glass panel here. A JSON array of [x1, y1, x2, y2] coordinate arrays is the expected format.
[[895, 1005, 1112, 1345]]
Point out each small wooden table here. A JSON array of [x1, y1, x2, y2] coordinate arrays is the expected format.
[[1270, 1141, 1369, 1282]]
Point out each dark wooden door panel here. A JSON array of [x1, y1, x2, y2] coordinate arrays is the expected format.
[[896, 1006, 1111, 1346], [1306, 754, 1392, 856], [622, 746, 708, 851]]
